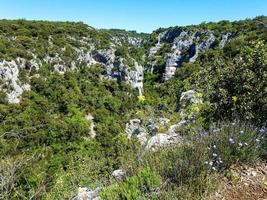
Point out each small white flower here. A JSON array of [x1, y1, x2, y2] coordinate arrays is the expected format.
[[212, 153, 218, 157], [212, 167, 217, 171], [240, 130, 244, 134], [213, 145, 217, 149], [256, 138, 260, 143], [204, 161, 209, 165], [244, 142, 248, 146], [209, 161, 213, 166], [238, 142, 243, 147]]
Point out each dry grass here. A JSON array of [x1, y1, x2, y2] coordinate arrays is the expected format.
[[208, 162, 267, 200]]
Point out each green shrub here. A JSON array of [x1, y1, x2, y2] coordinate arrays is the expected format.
[[101, 168, 161, 200]]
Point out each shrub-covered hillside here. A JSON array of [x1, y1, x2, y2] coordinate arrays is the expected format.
[[0, 16, 266, 199]]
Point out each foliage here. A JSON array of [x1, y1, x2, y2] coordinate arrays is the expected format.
[[117, 121, 265, 199], [101, 168, 161, 200]]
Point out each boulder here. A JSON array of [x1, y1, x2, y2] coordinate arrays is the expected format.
[[112, 169, 125, 180], [179, 90, 202, 109], [146, 133, 183, 151], [147, 119, 158, 135], [72, 187, 101, 200], [125, 119, 148, 144]]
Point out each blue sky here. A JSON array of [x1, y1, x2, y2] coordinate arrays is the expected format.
[[0, 0, 266, 33]]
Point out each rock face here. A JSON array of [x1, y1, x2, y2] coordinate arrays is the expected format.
[[148, 28, 232, 79], [219, 33, 232, 48], [0, 21, 234, 103], [0, 34, 145, 103], [0, 59, 31, 103], [149, 32, 164, 55], [163, 30, 217, 79], [72, 187, 101, 200]]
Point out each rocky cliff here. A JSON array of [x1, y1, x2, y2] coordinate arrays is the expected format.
[[0, 17, 266, 103]]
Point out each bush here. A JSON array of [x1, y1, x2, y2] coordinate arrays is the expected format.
[[101, 168, 161, 200]]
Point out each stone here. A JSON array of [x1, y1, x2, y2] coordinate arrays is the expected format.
[[167, 119, 187, 135], [53, 64, 66, 74], [85, 113, 96, 138], [125, 119, 148, 144], [72, 187, 101, 200], [146, 133, 183, 151], [159, 30, 217, 79], [179, 90, 202, 109], [159, 118, 170, 125], [112, 169, 125, 180], [147, 119, 158, 135]]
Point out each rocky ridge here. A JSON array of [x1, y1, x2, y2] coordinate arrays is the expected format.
[[0, 20, 236, 103]]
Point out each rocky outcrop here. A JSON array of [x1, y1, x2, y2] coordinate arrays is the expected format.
[[162, 30, 217, 79], [219, 33, 232, 48], [148, 29, 231, 80], [124, 117, 185, 150], [125, 90, 202, 150], [149, 31, 165, 56], [115, 58, 144, 95], [0, 59, 30, 103], [0, 23, 233, 103], [93, 49, 115, 65], [179, 90, 203, 121]]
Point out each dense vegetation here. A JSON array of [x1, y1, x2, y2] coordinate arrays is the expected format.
[[0, 17, 266, 199]]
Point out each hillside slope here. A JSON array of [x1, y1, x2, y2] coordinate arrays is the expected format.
[[0, 16, 266, 199]]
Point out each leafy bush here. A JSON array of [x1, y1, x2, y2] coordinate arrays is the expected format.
[[101, 168, 161, 200]]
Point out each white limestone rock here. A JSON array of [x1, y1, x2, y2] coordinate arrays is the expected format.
[[0, 60, 30, 103], [179, 90, 202, 109], [112, 169, 125, 180], [85, 113, 96, 138], [146, 133, 183, 151], [125, 119, 148, 144], [219, 32, 232, 48], [72, 187, 101, 200]]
